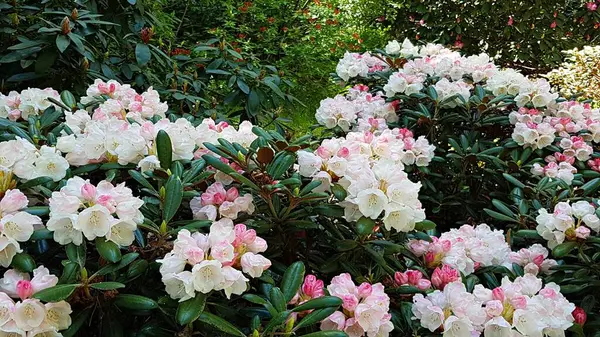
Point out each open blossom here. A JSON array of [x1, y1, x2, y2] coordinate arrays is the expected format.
[[0, 88, 60, 121], [0, 189, 42, 267], [413, 276, 574, 336], [536, 201, 600, 248], [321, 273, 393, 337], [47, 177, 143, 246], [409, 224, 512, 275], [336, 52, 388, 81], [158, 219, 270, 300], [509, 244, 557, 275], [0, 266, 72, 335], [297, 128, 431, 231], [0, 138, 69, 182], [190, 182, 254, 221]]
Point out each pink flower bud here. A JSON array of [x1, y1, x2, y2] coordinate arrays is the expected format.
[[576, 226, 591, 239], [532, 254, 545, 266], [539, 287, 557, 299], [341, 294, 358, 311], [80, 182, 97, 201], [573, 307, 587, 325], [302, 275, 325, 298], [406, 270, 423, 285], [394, 272, 408, 285], [485, 300, 504, 316], [492, 287, 505, 302], [226, 187, 239, 201], [408, 240, 428, 256], [337, 147, 350, 158], [416, 279, 431, 290], [16, 280, 33, 300], [510, 295, 528, 309], [357, 283, 372, 298], [431, 265, 460, 290]]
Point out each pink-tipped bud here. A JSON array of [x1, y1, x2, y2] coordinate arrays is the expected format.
[[492, 287, 505, 302], [226, 187, 239, 201], [80, 182, 97, 201], [341, 294, 358, 311], [431, 265, 460, 290], [302, 275, 325, 298], [357, 283, 372, 298], [394, 272, 408, 285], [406, 270, 423, 285], [17, 280, 33, 300]]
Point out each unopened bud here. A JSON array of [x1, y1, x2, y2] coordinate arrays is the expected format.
[[61, 16, 71, 34], [71, 8, 79, 20]]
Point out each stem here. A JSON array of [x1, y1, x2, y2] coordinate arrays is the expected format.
[[175, 0, 191, 37]]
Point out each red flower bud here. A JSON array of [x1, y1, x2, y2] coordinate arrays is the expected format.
[[573, 307, 587, 326], [61, 16, 71, 35]]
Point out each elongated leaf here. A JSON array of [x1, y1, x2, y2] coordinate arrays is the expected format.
[[294, 306, 339, 330], [552, 241, 577, 258], [176, 292, 206, 325], [33, 284, 78, 302], [95, 238, 122, 263], [155, 130, 172, 170], [292, 296, 342, 312], [198, 312, 245, 337], [163, 176, 183, 223], [280, 261, 305, 302], [90, 282, 125, 290], [114, 294, 158, 310], [269, 287, 286, 312], [56, 35, 70, 53], [135, 43, 151, 66]]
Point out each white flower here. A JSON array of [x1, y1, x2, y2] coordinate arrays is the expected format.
[[442, 316, 473, 337], [74, 204, 112, 240], [46, 214, 83, 245], [0, 212, 40, 242], [296, 151, 322, 177], [106, 219, 137, 246], [385, 40, 401, 55], [14, 299, 45, 331], [240, 252, 271, 278], [192, 260, 224, 294], [137, 155, 161, 173], [356, 188, 387, 219], [44, 301, 72, 330], [162, 271, 195, 302], [219, 266, 248, 299], [0, 237, 21, 267]]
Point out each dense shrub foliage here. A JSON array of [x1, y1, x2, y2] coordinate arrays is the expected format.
[[0, 35, 599, 337], [546, 45, 600, 103], [347, 0, 600, 73]]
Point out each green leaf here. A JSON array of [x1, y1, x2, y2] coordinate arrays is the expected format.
[[66, 243, 86, 267], [114, 294, 158, 310], [10, 253, 36, 272], [512, 230, 543, 240], [90, 282, 125, 290], [292, 296, 342, 312], [294, 307, 339, 330], [269, 287, 286, 312], [33, 284, 78, 302], [60, 90, 77, 109], [355, 217, 375, 236], [56, 35, 70, 53], [247, 90, 260, 115], [237, 78, 250, 94], [198, 312, 246, 337], [163, 176, 183, 223], [280, 261, 305, 302], [298, 332, 349, 337], [581, 178, 600, 196], [35, 49, 57, 74], [18, 176, 53, 189], [95, 238, 122, 263], [135, 43, 151, 66], [484, 209, 518, 223], [552, 241, 577, 258], [414, 220, 436, 231], [331, 184, 347, 201], [155, 130, 172, 169], [492, 199, 515, 217], [176, 292, 207, 325], [503, 173, 525, 188]]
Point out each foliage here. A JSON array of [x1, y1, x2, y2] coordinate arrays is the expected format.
[[347, 0, 600, 73], [546, 45, 600, 103]]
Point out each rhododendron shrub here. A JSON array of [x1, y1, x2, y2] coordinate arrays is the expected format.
[[1, 42, 600, 336]]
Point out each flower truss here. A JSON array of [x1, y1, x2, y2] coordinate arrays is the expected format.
[[0, 189, 42, 267]]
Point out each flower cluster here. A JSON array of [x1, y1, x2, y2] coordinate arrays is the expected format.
[[412, 276, 575, 337], [336, 52, 389, 81], [0, 189, 42, 267], [315, 85, 398, 132], [321, 273, 393, 337], [158, 219, 270, 300], [0, 266, 72, 335], [509, 244, 557, 276], [0, 88, 60, 121], [297, 129, 432, 232], [408, 224, 512, 275], [81, 79, 167, 122], [0, 138, 69, 182], [536, 201, 600, 248], [47, 177, 143, 246], [190, 182, 254, 221], [394, 269, 431, 290]]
